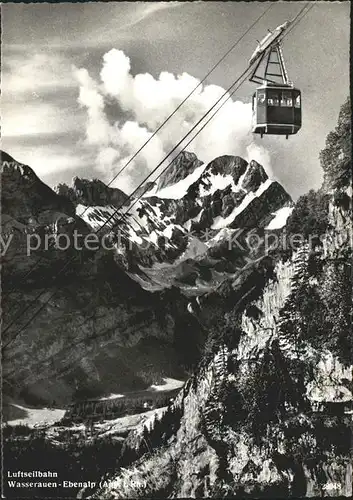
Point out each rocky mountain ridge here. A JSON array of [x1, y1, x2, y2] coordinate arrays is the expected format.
[[69, 152, 293, 294]]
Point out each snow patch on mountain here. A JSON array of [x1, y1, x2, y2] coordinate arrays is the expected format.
[[199, 165, 249, 198], [76, 203, 117, 230], [205, 227, 238, 247], [93, 407, 168, 438], [265, 206, 294, 230], [211, 179, 273, 230], [147, 163, 207, 200]]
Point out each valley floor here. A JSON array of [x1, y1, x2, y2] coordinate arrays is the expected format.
[[6, 404, 66, 428], [4, 377, 185, 429]]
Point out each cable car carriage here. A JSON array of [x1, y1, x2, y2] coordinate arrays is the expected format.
[[249, 22, 302, 139], [252, 84, 301, 137]]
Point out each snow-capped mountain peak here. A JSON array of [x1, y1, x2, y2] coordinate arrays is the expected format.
[[72, 152, 292, 293]]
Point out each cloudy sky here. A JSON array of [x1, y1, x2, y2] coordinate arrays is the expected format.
[[2, 1, 350, 199]]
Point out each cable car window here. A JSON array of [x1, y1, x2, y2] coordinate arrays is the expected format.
[[267, 95, 280, 106], [267, 90, 280, 106], [281, 91, 293, 107], [294, 92, 301, 108], [257, 91, 266, 105]]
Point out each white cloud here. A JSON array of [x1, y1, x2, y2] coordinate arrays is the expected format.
[[3, 145, 89, 178], [93, 1, 182, 38], [74, 48, 273, 194], [74, 67, 112, 146], [2, 101, 80, 138], [2, 52, 75, 94]]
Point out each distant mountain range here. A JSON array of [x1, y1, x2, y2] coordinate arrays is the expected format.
[[1, 148, 292, 404]]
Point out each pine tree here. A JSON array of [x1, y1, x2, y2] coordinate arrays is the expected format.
[[320, 97, 351, 191]]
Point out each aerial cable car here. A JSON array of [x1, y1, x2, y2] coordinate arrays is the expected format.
[[249, 20, 302, 139]]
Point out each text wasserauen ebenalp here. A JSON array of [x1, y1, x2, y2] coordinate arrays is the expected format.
[[7, 470, 96, 489], [7, 471, 58, 489]]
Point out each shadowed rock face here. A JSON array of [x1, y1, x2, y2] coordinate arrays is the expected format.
[[157, 151, 204, 190], [2, 241, 198, 405], [104, 154, 292, 292], [241, 160, 268, 192], [228, 181, 291, 229], [1, 149, 292, 405], [72, 177, 128, 207], [205, 155, 248, 183], [2, 269, 194, 405], [1, 151, 75, 222]]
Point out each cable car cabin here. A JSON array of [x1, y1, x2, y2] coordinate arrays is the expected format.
[[252, 85, 301, 138]]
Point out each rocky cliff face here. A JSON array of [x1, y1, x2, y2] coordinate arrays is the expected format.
[[94, 191, 352, 499]]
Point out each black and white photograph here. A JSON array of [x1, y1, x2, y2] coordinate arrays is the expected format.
[[1, 1, 352, 498]]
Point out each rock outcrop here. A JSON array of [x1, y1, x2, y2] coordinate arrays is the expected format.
[[157, 151, 204, 190]]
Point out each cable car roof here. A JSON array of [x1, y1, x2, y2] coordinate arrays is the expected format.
[[255, 83, 299, 91], [249, 20, 291, 65]]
